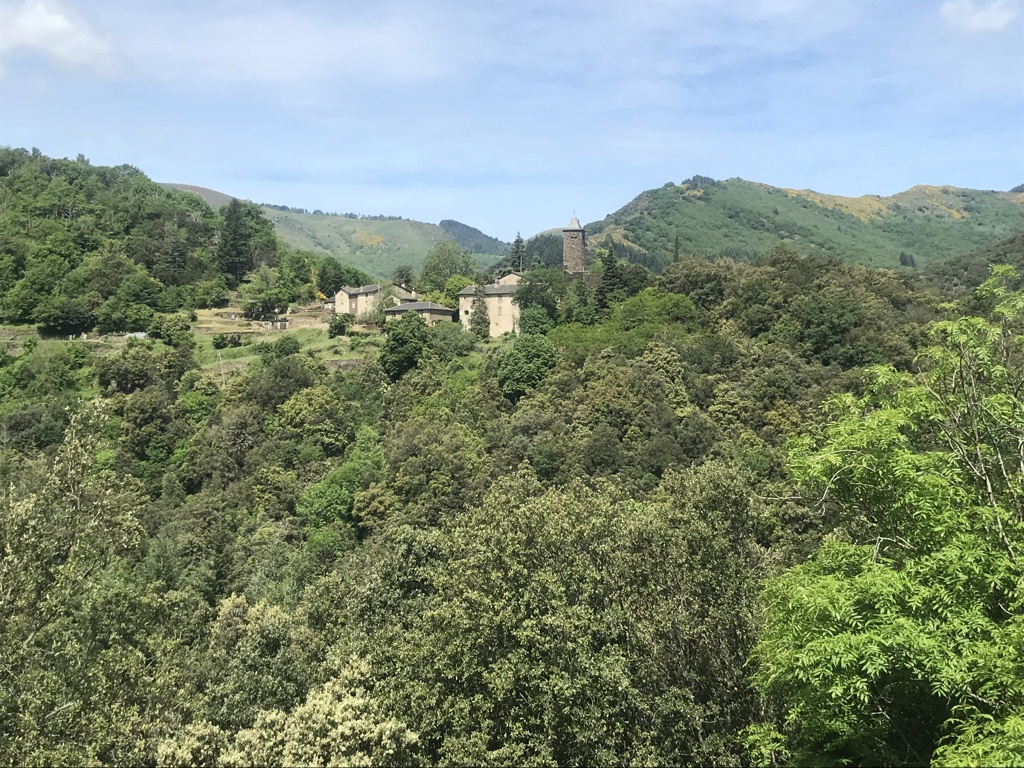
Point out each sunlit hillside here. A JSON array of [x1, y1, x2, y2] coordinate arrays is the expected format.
[[589, 177, 1024, 270]]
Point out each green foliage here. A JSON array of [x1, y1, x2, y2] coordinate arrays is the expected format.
[[0, 408, 150, 764], [417, 241, 476, 294], [0, 163, 1005, 767], [495, 333, 557, 401], [750, 269, 1024, 766], [379, 312, 430, 381], [512, 267, 566, 320], [262, 209, 499, 282], [468, 283, 490, 340], [438, 219, 510, 256], [518, 305, 553, 335], [428, 320, 476, 361], [218, 198, 276, 286], [392, 264, 414, 291], [328, 312, 355, 338], [364, 465, 761, 765]]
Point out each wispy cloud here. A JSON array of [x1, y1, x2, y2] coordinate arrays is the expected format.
[[2, 0, 1021, 239], [93, 0, 468, 89], [0, 0, 118, 76], [940, 0, 1021, 33]]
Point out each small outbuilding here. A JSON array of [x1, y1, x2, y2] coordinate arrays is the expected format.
[[383, 301, 456, 326]]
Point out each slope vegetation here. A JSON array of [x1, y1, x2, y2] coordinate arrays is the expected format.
[[163, 185, 504, 280], [589, 176, 1024, 271]]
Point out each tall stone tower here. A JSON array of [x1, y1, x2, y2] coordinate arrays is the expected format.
[[562, 215, 586, 274]]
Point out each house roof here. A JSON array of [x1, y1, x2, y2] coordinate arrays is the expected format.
[[340, 284, 417, 298], [458, 284, 517, 297], [383, 302, 455, 314]]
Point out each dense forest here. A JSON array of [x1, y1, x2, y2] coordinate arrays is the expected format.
[[2, 149, 1024, 766]]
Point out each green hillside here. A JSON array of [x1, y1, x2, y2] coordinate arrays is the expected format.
[[590, 176, 1024, 271], [163, 184, 504, 280]]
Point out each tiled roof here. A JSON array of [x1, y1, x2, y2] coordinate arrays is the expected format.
[[566, 215, 582, 230], [337, 284, 380, 296], [383, 302, 454, 314], [458, 286, 516, 296]]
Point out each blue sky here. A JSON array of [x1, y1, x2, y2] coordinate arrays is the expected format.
[[1, 0, 1021, 240]]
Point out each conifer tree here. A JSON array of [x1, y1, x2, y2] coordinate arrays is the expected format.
[[469, 284, 490, 340], [217, 198, 254, 286], [509, 232, 526, 272]]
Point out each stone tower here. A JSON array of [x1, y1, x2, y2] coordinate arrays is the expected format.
[[562, 215, 586, 274]]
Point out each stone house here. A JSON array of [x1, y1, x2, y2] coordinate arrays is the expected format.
[[333, 283, 416, 318], [383, 301, 456, 326], [458, 272, 522, 337]]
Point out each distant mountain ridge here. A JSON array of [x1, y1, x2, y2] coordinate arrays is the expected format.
[[438, 219, 510, 256], [162, 183, 506, 279], [588, 177, 1024, 271]]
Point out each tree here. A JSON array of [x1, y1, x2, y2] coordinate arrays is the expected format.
[[469, 284, 490, 340], [512, 268, 566, 321], [508, 232, 526, 273], [750, 268, 1024, 766], [218, 199, 277, 286], [328, 313, 355, 338], [595, 246, 624, 309], [0, 408, 151, 764], [217, 199, 255, 285], [379, 312, 430, 381], [417, 241, 475, 294], [373, 465, 761, 765], [239, 266, 292, 319], [393, 264, 414, 291], [518, 305, 553, 335], [495, 333, 557, 401]]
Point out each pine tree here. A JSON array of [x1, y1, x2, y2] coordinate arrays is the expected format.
[[469, 284, 490, 340], [509, 232, 526, 273], [218, 198, 254, 286], [596, 245, 623, 309]]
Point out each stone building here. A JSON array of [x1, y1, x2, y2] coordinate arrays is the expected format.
[[383, 301, 456, 326], [562, 215, 586, 274], [333, 283, 416, 318], [458, 272, 522, 337]]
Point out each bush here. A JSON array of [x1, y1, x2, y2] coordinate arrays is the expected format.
[[328, 313, 354, 339]]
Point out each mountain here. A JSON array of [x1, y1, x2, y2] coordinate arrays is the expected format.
[[438, 220, 510, 256], [588, 177, 1024, 271], [163, 184, 504, 280], [159, 183, 235, 209], [919, 228, 1024, 296]]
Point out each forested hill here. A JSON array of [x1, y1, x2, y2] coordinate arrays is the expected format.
[[8, 146, 1024, 766], [438, 219, 510, 256], [162, 184, 504, 280], [0, 149, 369, 335], [588, 176, 1024, 272]]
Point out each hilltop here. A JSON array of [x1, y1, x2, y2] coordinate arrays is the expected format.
[[163, 184, 507, 279], [589, 177, 1024, 271]]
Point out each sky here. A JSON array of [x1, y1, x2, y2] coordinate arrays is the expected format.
[[0, 0, 1021, 241]]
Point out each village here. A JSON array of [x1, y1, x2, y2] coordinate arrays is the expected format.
[[324, 215, 587, 337]]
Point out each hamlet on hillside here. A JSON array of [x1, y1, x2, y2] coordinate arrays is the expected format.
[[327, 216, 588, 337]]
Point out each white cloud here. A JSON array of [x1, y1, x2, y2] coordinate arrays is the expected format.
[[940, 0, 1020, 33], [0, 0, 118, 76]]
